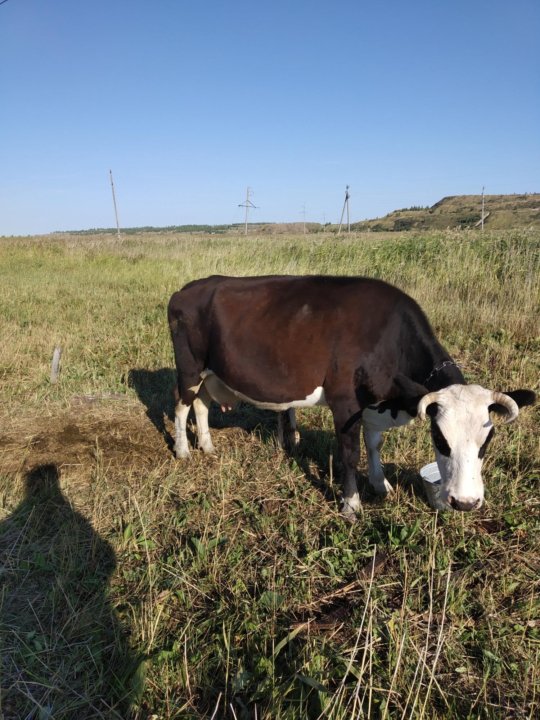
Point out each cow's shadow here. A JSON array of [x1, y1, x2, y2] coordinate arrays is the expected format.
[[127, 367, 177, 451], [377, 466, 428, 507], [292, 436, 427, 507], [128, 368, 284, 449], [128, 368, 428, 507]]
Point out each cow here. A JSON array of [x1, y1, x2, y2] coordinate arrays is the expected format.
[[167, 275, 535, 520]]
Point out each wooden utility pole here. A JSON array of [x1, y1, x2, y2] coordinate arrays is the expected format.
[[109, 170, 121, 239], [481, 186, 485, 231], [301, 203, 306, 234], [238, 187, 257, 235], [338, 185, 350, 235]]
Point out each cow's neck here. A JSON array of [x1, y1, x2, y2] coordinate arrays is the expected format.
[[408, 332, 466, 391], [423, 357, 466, 391]]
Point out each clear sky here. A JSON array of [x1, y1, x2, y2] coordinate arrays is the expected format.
[[1, 0, 539, 235]]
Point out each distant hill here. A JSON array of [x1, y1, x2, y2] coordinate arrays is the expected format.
[[352, 193, 540, 232]]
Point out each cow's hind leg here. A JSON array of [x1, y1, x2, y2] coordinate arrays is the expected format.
[[170, 318, 204, 459], [277, 409, 300, 451], [174, 396, 192, 459], [363, 428, 393, 495], [193, 384, 216, 455]]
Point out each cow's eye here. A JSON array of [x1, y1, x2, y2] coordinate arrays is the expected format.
[[431, 421, 451, 457], [478, 427, 495, 459]]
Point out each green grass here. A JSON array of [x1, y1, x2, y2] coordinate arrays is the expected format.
[[0, 229, 539, 719]]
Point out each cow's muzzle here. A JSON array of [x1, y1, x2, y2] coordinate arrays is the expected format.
[[448, 495, 482, 512]]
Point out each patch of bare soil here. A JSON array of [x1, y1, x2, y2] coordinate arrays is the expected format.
[[0, 396, 257, 499], [0, 398, 172, 483]]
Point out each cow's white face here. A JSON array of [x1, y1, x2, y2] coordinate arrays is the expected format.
[[418, 384, 518, 511]]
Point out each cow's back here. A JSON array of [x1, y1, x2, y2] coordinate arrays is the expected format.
[[168, 275, 428, 405]]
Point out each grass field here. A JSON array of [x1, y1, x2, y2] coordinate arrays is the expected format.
[[0, 229, 538, 719]]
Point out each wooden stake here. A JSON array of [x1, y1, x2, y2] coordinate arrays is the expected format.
[[50, 346, 62, 384]]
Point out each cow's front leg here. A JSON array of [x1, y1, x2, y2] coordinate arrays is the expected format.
[[363, 428, 393, 495], [331, 404, 362, 521], [192, 384, 216, 455], [277, 409, 300, 451], [339, 430, 361, 520]]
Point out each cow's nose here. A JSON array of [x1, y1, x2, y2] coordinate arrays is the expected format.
[[449, 496, 481, 512]]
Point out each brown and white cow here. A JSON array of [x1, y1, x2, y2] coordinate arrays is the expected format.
[[168, 275, 535, 519]]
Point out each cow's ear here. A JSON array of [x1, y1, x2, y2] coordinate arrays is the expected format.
[[393, 374, 428, 417], [490, 389, 536, 415], [505, 389, 536, 407]]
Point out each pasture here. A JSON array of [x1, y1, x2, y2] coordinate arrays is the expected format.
[[0, 229, 538, 719]]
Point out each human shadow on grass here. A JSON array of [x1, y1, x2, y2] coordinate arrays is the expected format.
[[0, 465, 137, 719]]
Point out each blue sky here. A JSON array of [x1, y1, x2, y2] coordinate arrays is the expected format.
[[1, 0, 539, 234]]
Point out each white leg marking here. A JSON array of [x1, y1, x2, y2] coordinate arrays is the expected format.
[[174, 401, 191, 459], [363, 428, 393, 495], [342, 491, 361, 521], [193, 386, 216, 455], [287, 408, 301, 447]]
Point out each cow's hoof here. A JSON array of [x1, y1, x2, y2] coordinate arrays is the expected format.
[[174, 445, 191, 460], [341, 507, 358, 523], [198, 440, 216, 455], [341, 501, 359, 523], [370, 478, 394, 496]]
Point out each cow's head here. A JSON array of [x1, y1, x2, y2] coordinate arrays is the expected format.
[[418, 385, 535, 511]]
